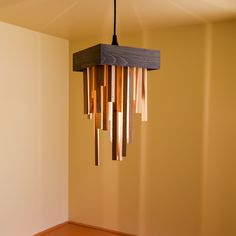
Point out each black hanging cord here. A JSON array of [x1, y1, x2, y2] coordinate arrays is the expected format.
[[112, 0, 119, 45]]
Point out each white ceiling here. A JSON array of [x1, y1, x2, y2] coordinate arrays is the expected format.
[[0, 0, 236, 40]]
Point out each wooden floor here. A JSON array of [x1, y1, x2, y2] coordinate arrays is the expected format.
[[36, 222, 135, 236]]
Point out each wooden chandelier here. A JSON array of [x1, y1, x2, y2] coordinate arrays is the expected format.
[[73, 44, 160, 165]]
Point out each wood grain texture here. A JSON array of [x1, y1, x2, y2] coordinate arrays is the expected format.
[[34, 221, 137, 236], [73, 44, 160, 71]]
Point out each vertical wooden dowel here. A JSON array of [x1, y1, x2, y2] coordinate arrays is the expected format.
[[133, 67, 137, 109], [86, 68, 92, 119], [108, 65, 115, 102], [109, 102, 113, 142], [104, 65, 108, 86], [95, 67, 101, 113], [95, 114, 100, 166], [142, 68, 148, 121], [136, 67, 142, 113], [108, 66, 115, 142], [101, 86, 108, 130], [122, 67, 128, 156], [116, 66, 123, 112], [112, 103, 118, 160], [117, 112, 123, 161], [83, 69, 88, 114], [127, 67, 134, 143], [89, 67, 95, 114], [111, 66, 115, 102], [100, 86, 104, 129]]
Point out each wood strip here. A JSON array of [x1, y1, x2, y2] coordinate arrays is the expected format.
[[108, 65, 115, 102], [116, 66, 123, 112], [142, 68, 148, 121], [122, 67, 128, 156], [100, 86, 104, 129], [101, 86, 108, 130], [105, 74, 110, 130], [89, 67, 95, 113], [111, 66, 115, 102], [127, 67, 134, 143], [83, 69, 88, 114], [86, 67, 92, 119], [95, 113, 100, 166], [117, 112, 123, 161], [133, 67, 137, 109], [136, 67, 142, 113], [112, 103, 118, 160], [95, 67, 101, 113], [109, 102, 113, 142], [104, 65, 108, 86]]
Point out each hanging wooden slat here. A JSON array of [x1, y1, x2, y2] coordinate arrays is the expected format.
[[95, 116, 100, 166], [122, 67, 128, 156], [142, 68, 148, 121], [89, 67, 95, 114], [117, 112, 123, 161], [133, 67, 137, 109], [108, 65, 115, 102], [83, 69, 88, 114], [109, 102, 113, 142], [136, 67, 142, 113], [86, 68, 92, 119], [95, 68, 101, 113], [116, 66, 123, 112], [112, 103, 118, 160], [127, 67, 134, 144], [101, 86, 108, 130]]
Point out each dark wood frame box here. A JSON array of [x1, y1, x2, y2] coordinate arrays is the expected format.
[[73, 44, 160, 71]]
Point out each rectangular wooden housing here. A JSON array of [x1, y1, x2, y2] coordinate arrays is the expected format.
[[73, 44, 160, 71]]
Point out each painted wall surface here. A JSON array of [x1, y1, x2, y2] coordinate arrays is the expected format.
[[69, 21, 236, 236], [201, 20, 236, 236], [0, 22, 69, 236]]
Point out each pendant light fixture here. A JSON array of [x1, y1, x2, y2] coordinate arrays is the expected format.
[[73, 0, 160, 165]]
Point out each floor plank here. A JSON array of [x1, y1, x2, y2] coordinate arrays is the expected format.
[[40, 223, 131, 236]]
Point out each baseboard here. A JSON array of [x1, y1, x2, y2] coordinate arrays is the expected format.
[[68, 221, 138, 236], [34, 220, 138, 236]]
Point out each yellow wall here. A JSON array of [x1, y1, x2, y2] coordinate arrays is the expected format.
[[69, 19, 236, 236], [0, 22, 69, 236], [201, 20, 236, 236]]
